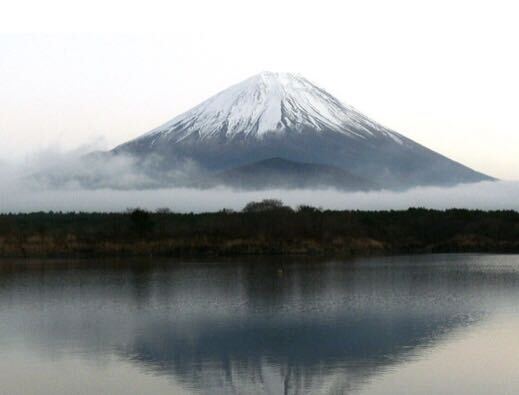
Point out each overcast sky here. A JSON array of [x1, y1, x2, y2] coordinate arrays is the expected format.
[[1, 0, 518, 179]]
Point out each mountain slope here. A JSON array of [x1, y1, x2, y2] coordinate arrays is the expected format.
[[113, 71, 493, 189]]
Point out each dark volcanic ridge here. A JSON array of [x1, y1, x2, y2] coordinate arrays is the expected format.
[[213, 157, 377, 191]]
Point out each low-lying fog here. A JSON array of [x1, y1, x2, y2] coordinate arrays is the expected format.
[[1, 181, 518, 213], [1, 147, 518, 213]]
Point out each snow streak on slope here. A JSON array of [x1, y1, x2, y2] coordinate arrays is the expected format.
[[138, 72, 405, 144]]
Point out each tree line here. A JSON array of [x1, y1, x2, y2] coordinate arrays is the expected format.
[[0, 200, 518, 257]]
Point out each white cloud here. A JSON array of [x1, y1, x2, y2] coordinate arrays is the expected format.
[[1, 141, 518, 214], [1, 179, 518, 214]]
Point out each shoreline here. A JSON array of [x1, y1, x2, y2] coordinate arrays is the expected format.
[[1, 236, 519, 259]]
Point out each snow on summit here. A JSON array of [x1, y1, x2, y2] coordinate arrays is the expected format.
[[139, 71, 404, 143]]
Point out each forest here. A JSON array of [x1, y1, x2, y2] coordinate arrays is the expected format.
[[1, 199, 518, 257]]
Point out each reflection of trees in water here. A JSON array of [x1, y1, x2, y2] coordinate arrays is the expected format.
[[1, 256, 519, 394]]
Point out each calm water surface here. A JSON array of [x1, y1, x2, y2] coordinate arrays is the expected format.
[[1, 254, 519, 394]]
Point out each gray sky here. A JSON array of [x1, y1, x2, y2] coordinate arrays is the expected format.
[[1, 0, 518, 179]]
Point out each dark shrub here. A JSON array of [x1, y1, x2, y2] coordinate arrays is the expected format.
[[242, 199, 292, 213]]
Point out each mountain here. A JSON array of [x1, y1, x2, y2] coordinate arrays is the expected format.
[[112, 71, 493, 189], [213, 157, 377, 190]]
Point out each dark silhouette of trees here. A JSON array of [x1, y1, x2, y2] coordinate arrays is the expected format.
[[0, 202, 518, 257], [129, 208, 154, 237], [242, 199, 291, 213]]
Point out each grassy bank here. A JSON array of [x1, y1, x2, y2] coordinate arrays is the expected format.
[[1, 203, 518, 258]]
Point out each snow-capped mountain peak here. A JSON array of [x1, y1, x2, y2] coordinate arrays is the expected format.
[[138, 71, 403, 144], [112, 72, 492, 189]]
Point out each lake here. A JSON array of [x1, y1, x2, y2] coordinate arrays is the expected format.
[[1, 254, 519, 394]]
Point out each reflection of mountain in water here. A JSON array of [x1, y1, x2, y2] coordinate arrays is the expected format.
[[126, 312, 470, 394], [1, 256, 518, 394]]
